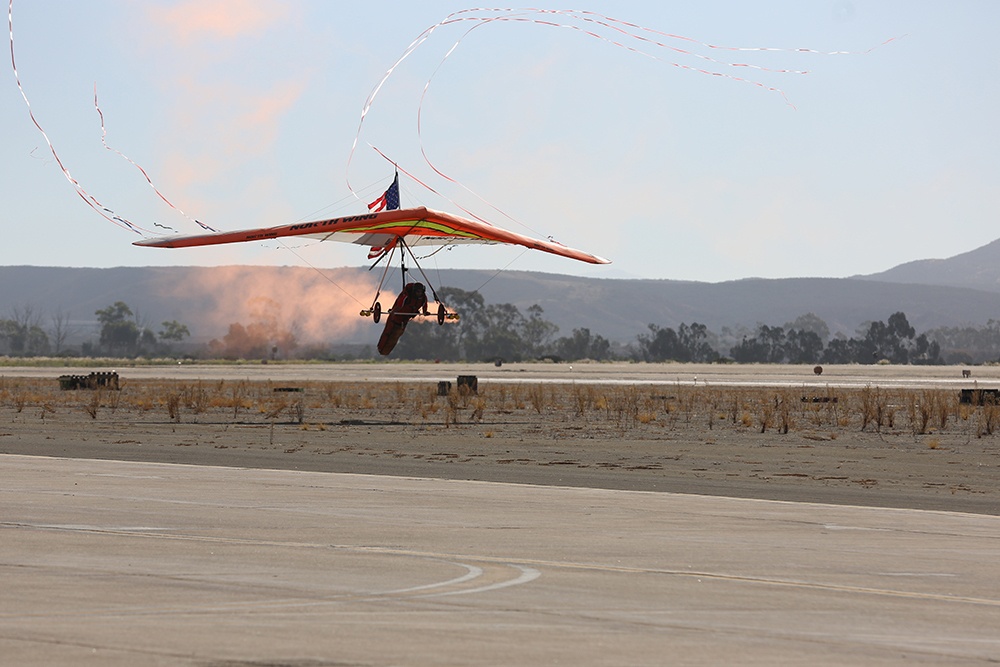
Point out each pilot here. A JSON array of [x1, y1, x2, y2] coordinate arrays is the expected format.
[[393, 282, 430, 321]]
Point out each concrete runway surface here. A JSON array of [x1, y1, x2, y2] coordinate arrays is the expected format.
[[4, 454, 999, 666], [4, 361, 999, 388]]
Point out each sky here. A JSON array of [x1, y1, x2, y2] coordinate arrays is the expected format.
[[2, 0, 998, 284]]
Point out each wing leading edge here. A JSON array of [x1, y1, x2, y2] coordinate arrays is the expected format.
[[133, 207, 611, 265]]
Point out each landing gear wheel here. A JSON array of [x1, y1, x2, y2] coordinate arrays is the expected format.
[[437, 303, 446, 326], [373, 302, 382, 324]]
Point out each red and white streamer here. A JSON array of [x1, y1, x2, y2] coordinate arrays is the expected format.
[[347, 7, 896, 236], [8, 0, 150, 235], [10, 0, 216, 236], [94, 86, 217, 232]]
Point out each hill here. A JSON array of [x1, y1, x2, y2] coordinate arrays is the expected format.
[[860, 238, 1000, 293], [3, 265, 1000, 347]]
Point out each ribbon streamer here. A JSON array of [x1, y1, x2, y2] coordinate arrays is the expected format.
[[9, 0, 150, 235], [94, 86, 218, 232], [348, 7, 894, 236]]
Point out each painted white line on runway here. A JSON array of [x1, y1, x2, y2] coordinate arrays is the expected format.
[[6, 520, 998, 613], [417, 565, 541, 598], [380, 560, 483, 594]]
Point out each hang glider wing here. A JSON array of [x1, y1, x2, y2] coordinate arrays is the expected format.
[[133, 206, 611, 265]]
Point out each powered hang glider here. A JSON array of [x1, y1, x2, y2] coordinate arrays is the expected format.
[[134, 202, 611, 354], [133, 206, 609, 264]]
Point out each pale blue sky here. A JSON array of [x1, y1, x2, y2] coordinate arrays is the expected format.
[[3, 1, 998, 282]]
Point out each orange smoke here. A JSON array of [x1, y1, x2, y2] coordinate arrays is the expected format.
[[158, 265, 382, 345]]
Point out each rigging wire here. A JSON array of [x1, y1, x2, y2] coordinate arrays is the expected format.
[[289, 178, 387, 225], [470, 246, 531, 296], [276, 177, 394, 308], [278, 242, 367, 308]]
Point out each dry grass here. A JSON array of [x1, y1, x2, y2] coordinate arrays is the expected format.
[[83, 389, 102, 420], [527, 384, 547, 414], [0, 377, 992, 441]]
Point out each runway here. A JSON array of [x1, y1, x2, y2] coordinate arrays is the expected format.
[[3, 454, 999, 666], [3, 360, 999, 388]]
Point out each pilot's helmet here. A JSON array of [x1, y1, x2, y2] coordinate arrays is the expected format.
[[412, 282, 426, 296]]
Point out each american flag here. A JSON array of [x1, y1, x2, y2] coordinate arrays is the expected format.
[[368, 237, 398, 260], [367, 173, 400, 212]]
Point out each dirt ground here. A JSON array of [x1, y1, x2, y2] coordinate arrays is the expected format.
[[2, 369, 999, 515]]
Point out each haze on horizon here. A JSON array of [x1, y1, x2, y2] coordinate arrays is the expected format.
[[2, 1, 997, 283]]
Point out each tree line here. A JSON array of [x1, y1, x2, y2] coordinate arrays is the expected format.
[[0, 302, 189, 358], [723, 311, 941, 365], [4, 292, 1000, 364], [393, 288, 611, 362], [396, 292, 947, 364]]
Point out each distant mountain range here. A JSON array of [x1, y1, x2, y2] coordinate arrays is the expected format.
[[2, 237, 1000, 345], [859, 237, 1000, 293]]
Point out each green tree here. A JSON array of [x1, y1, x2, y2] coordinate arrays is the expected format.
[[393, 317, 459, 360], [637, 322, 718, 362], [910, 333, 942, 365], [636, 324, 680, 362], [440, 288, 486, 359], [925, 320, 1000, 364], [159, 320, 190, 343], [96, 301, 140, 356], [677, 323, 718, 362], [554, 327, 612, 361], [138, 328, 158, 355], [730, 325, 786, 363], [522, 304, 559, 358], [0, 319, 22, 355], [475, 303, 527, 361], [784, 313, 831, 343], [0, 306, 50, 356], [820, 336, 857, 364], [860, 312, 916, 363], [784, 329, 824, 364]]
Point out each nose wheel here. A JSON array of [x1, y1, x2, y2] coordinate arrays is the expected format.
[[360, 301, 383, 323]]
